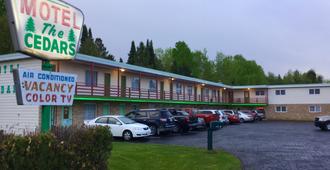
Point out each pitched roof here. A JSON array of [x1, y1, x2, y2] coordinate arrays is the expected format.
[[1, 53, 330, 89]]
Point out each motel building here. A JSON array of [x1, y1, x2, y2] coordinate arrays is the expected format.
[[1, 53, 330, 134]]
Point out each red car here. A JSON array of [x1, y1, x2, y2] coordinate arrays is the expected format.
[[221, 110, 240, 124], [196, 110, 220, 126]]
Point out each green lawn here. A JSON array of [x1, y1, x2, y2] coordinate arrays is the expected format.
[[108, 142, 241, 170]]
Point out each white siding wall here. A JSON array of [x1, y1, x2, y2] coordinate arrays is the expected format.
[[234, 90, 244, 99], [268, 87, 330, 104], [59, 62, 87, 83], [0, 58, 41, 134]]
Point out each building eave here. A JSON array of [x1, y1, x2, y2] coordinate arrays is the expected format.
[[74, 95, 267, 107]]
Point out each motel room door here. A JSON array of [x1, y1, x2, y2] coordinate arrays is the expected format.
[[84, 104, 96, 120], [104, 73, 111, 96], [194, 86, 197, 101], [228, 91, 234, 103], [244, 91, 250, 103], [61, 106, 72, 127], [170, 81, 173, 100], [121, 76, 126, 97], [160, 81, 164, 99]]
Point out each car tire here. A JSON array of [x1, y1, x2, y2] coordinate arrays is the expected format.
[[149, 125, 159, 136], [173, 124, 180, 133], [240, 118, 244, 123], [122, 130, 133, 141], [321, 122, 330, 131]]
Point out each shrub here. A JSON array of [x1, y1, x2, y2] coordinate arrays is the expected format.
[[0, 126, 112, 170]]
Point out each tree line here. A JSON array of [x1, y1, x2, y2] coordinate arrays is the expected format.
[[127, 41, 323, 85], [0, 1, 324, 85]]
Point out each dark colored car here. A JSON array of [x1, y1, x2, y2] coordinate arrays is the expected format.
[[222, 110, 240, 124], [253, 109, 266, 121], [126, 109, 176, 136], [314, 116, 330, 131], [169, 109, 199, 133]]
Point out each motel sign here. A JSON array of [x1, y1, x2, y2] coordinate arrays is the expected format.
[[5, 0, 84, 60]]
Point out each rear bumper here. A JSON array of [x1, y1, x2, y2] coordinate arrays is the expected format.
[[188, 122, 199, 128], [159, 125, 176, 132], [244, 117, 254, 122]]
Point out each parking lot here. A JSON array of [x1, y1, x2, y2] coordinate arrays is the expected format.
[[141, 121, 330, 170]]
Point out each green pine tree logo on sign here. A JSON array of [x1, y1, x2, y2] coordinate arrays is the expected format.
[[25, 17, 35, 33], [68, 29, 76, 44]]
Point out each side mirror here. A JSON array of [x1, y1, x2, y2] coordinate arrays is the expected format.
[[116, 122, 122, 125]]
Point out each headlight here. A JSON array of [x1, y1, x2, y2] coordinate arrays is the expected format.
[[318, 117, 325, 121]]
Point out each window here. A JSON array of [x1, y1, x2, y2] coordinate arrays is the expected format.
[[126, 112, 136, 119], [309, 89, 320, 95], [200, 111, 213, 114], [275, 90, 285, 95], [63, 107, 70, 119], [149, 111, 159, 118], [275, 106, 287, 112], [256, 91, 265, 96], [131, 77, 140, 91], [203, 88, 209, 96], [85, 70, 98, 86], [309, 105, 321, 113], [108, 117, 121, 125], [95, 117, 108, 124], [149, 80, 157, 92], [176, 83, 182, 94], [187, 86, 193, 96], [135, 111, 147, 118], [212, 90, 217, 97]]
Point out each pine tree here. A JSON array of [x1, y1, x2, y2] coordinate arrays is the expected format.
[[78, 25, 115, 61], [68, 29, 76, 43], [148, 40, 158, 69], [119, 58, 123, 63], [127, 41, 136, 64], [105, 54, 115, 61], [80, 25, 88, 44], [25, 17, 35, 33], [136, 42, 145, 66]]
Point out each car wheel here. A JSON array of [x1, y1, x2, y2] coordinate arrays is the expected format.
[[149, 125, 159, 136], [240, 118, 244, 123], [122, 130, 133, 141], [173, 125, 180, 133]]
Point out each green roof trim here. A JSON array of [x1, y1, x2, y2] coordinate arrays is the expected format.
[[74, 96, 267, 107]]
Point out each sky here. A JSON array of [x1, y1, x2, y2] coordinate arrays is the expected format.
[[66, 0, 330, 79]]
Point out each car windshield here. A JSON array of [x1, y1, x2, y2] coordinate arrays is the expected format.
[[178, 111, 189, 116], [160, 110, 172, 118], [256, 110, 265, 113], [118, 117, 136, 124]]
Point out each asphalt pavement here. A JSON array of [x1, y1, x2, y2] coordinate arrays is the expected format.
[[140, 121, 330, 170]]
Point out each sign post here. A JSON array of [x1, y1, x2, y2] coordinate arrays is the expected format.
[[41, 61, 53, 132], [6, 0, 84, 132]]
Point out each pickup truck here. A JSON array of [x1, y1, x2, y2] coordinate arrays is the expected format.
[[314, 115, 330, 131], [196, 110, 220, 127]]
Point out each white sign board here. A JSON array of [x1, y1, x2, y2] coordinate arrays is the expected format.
[[13, 68, 77, 105], [5, 0, 84, 60]]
